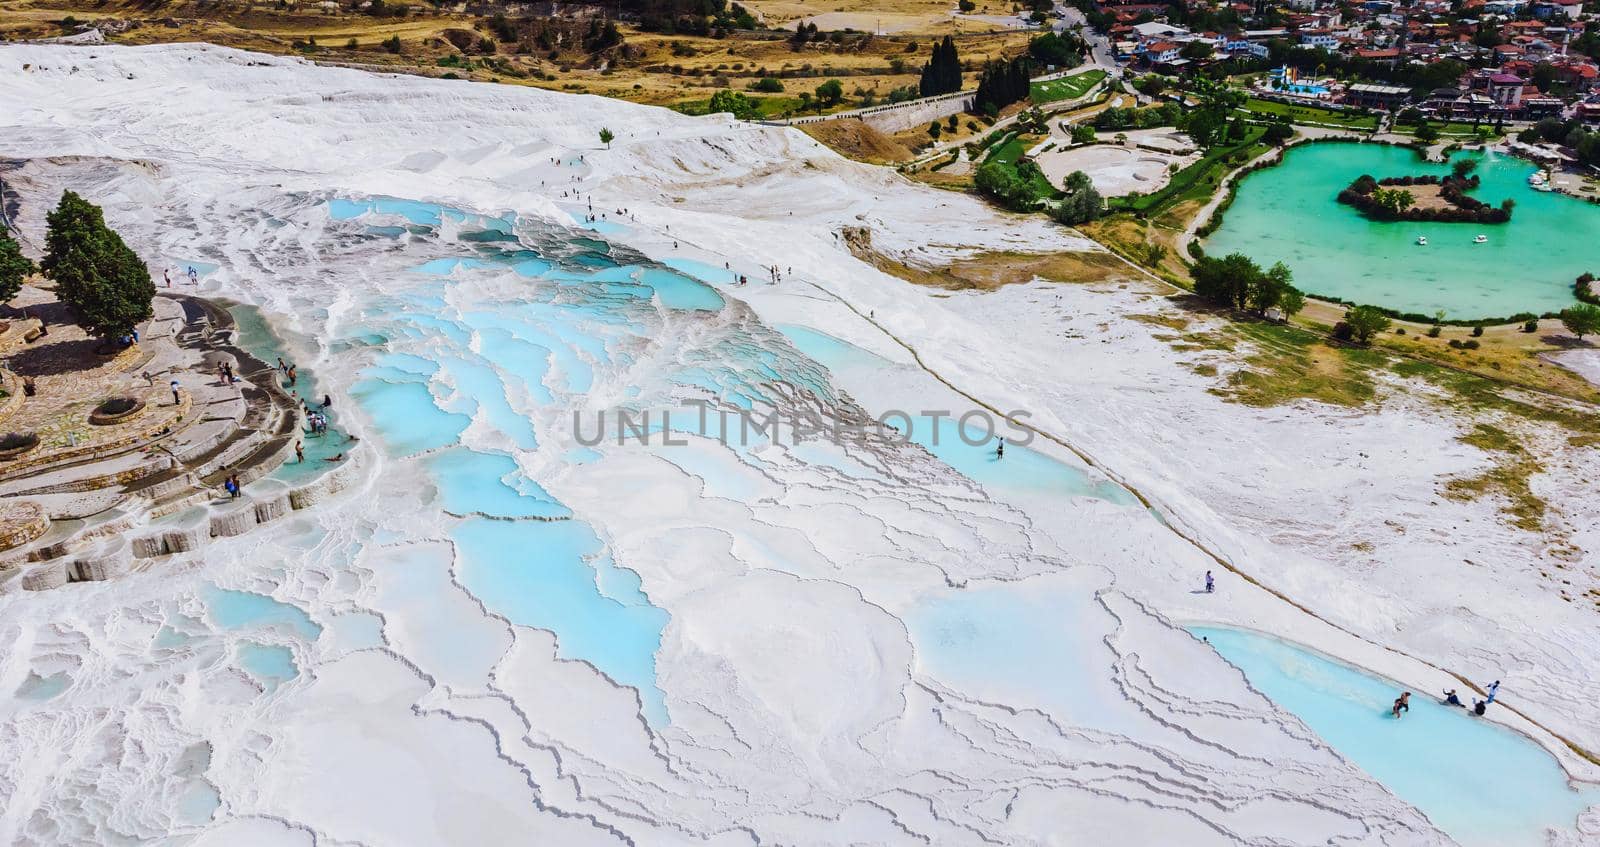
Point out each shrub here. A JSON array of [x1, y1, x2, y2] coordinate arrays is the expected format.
[[1395, 327, 1406, 335], [383, 35, 403, 54], [1471, 324, 1484, 337], [1523, 318, 1539, 333], [1427, 325, 1442, 338], [752, 77, 784, 93], [1343, 305, 1392, 344]]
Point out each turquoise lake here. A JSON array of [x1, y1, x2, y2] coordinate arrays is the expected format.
[[1203, 142, 1600, 319]]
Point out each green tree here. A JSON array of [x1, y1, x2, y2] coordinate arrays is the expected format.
[[1264, 120, 1294, 145], [708, 89, 756, 118], [1560, 303, 1600, 340], [382, 35, 402, 54], [0, 228, 34, 305], [1343, 304, 1392, 344], [1278, 286, 1307, 320], [1071, 124, 1096, 144], [919, 35, 962, 97], [1414, 121, 1439, 143], [815, 78, 844, 108], [1051, 170, 1102, 225], [1452, 158, 1479, 179], [599, 127, 614, 148], [41, 191, 154, 340], [1191, 252, 1259, 309], [928, 121, 942, 140]]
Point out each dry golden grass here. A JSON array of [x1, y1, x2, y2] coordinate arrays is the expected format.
[[799, 119, 912, 163], [0, 0, 1033, 113]]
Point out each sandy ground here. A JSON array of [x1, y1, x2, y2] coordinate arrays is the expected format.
[[1, 43, 1598, 846]]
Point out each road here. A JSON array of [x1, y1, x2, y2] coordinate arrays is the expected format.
[[1056, 3, 1118, 69]]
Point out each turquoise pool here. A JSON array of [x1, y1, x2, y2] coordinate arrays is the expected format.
[[1193, 626, 1599, 846]]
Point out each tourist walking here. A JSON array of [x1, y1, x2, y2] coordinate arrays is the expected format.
[[295, 441, 304, 463], [1485, 680, 1501, 704], [996, 438, 1004, 458], [1204, 570, 1214, 593], [170, 379, 181, 406]]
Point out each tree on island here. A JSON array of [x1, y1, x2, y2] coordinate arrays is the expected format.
[[1561, 304, 1600, 340], [1341, 304, 1392, 344], [599, 127, 614, 149], [41, 191, 154, 341], [0, 227, 35, 307], [1452, 158, 1478, 179]]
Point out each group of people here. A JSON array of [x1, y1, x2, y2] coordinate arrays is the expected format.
[[216, 361, 237, 385], [276, 357, 298, 388], [162, 266, 200, 288], [1394, 680, 1501, 718]]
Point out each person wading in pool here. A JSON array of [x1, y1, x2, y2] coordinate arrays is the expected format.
[[1392, 691, 1411, 718], [1443, 689, 1464, 707], [996, 438, 1004, 458]]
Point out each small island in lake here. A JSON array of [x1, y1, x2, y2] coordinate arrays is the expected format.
[[1337, 160, 1514, 224]]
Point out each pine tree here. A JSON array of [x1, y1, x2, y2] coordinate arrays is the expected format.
[[0, 227, 33, 306], [42, 191, 154, 340]]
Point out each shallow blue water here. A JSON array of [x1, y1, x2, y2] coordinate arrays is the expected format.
[[454, 519, 669, 725], [227, 305, 353, 480], [427, 449, 570, 519], [14, 671, 70, 701], [205, 586, 323, 640], [1192, 626, 1600, 846], [664, 257, 739, 286], [237, 642, 298, 692], [637, 268, 725, 312], [350, 373, 471, 457]]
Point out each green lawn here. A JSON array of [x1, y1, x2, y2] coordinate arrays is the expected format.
[[1030, 69, 1108, 104], [1111, 125, 1269, 215], [1395, 120, 1494, 137], [1241, 97, 1378, 130]]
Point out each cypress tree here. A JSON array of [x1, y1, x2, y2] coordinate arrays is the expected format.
[[42, 191, 154, 340], [0, 227, 33, 306], [919, 36, 962, 97]]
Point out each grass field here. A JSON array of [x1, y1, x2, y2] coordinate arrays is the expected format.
[[1111, 125, 1269, 215], [1030, 69, 1106, 104], [1241, 97, 1377, 130], [1395, 120, 1494, 138]]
